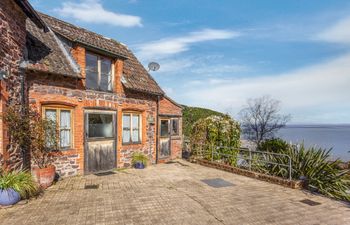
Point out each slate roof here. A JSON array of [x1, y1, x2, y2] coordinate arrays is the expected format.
[[36, 13, 164, 95], [14, 0, 48, 32], [26, 19, 81, 78]]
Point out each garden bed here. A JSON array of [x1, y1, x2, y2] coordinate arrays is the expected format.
[[195, 158, 304, 189]]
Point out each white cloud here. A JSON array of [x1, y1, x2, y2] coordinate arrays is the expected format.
[[156, 58, 195, 73], [191, 64, 249, 74], [56, 0, 142, 27], [179, 53, 350, 123], [315, 16, 350, 44], [136, 29, 240, 59]]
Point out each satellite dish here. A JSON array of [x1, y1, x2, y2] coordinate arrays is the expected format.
[[148, 62, 160, 72]]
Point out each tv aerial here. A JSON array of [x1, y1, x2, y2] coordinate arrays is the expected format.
[[148, 62, 160, 72]]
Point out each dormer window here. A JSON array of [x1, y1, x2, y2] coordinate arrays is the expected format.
[[85, 52, 113, 91]]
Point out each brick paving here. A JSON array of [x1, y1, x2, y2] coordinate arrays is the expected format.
[[0, 160, 349, 225]]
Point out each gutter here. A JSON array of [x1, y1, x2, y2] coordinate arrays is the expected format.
[[155, 95, 160, 164], [19, 60, 30, 170]]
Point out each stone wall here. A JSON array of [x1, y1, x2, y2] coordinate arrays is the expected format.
[[27, 72, 157, 176], [53, 154, 80, 177], [0, 0, 28, 170]]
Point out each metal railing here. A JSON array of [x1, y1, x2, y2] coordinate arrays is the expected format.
[[205, 146, 292, 181]]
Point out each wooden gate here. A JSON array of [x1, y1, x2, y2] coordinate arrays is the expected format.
[[85, 110, 116, 173]]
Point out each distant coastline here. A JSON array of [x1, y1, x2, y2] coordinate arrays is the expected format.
[[285, 124, 350, 128], [278, 124, 350, 162]]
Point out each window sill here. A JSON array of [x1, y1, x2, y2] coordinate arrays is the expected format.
[[171, 136, 181, 140], [86, 88, 114, 94], [122, 142, 142, 146]]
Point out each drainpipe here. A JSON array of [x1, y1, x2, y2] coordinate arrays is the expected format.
[[19, 60, 29, 170], [155, 95, 160, 164]]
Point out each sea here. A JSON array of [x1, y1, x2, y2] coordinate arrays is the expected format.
[[277, 124, 350, 162]]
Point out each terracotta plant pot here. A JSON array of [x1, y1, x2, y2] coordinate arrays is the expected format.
[[0, 188, 20, 206], [32, 165, 56, 189]]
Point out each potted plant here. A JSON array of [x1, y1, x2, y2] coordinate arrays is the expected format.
[[0, 170, 38, 206], [30, 111, 59, 189], [131, 152, 149, 169], [2, 106, 59, 189]]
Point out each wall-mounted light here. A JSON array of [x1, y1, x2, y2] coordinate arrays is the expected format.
[[147, 115, 155, 125]]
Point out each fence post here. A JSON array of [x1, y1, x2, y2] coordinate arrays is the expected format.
[[288, 156, 292, 181], [211, 145, 214, 161], [249, 148, 252, 171]]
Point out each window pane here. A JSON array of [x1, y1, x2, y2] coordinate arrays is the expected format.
[[45, 109, 57, 148], [60, 110, 71, 148], [122, 114, 131, 143], [60, 110, 71, 128], [160, 120, 169, 137], [45, 109, 57, 122], [86, 53, 98, 90], [60, 130, 70, 148], [171, 119, 179, 135], [100, 58, 112, 91], [132, 115, 140, 142], [88, 114, 113, 138]]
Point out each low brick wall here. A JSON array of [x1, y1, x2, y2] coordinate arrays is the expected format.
[[196, 159, 304, 189]]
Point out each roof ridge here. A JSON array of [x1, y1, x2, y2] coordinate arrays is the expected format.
[[37, 12, 125, 46]]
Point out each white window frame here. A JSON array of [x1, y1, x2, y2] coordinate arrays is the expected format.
[[42, 106, 74, 150], [85, 51, 114, 92], [122, 112, 142, 144]]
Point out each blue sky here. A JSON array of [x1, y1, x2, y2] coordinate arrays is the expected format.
[[31, 0, 350, 124]]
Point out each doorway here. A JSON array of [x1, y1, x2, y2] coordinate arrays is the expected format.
[[159, 118, 171, 158], [85, 110, 116, 173]]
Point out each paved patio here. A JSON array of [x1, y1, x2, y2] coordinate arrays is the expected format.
[[0, 160, 349, 225]]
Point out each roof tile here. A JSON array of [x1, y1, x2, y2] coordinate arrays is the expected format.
[[37, 13, 163, 95], [26, 19, 81, 78]]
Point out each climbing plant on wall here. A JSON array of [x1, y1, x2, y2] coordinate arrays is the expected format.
[[190, 115, 240, 166]]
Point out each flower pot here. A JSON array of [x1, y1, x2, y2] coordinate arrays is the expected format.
[[0, 188, 20, 206], [32, 165, 56, 189], [134, 162, 145, 169]]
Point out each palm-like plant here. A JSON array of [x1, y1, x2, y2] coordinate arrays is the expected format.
[[131, 152, 149, 167], [0, 171, 39, 199], [259, 139, 350, 201]]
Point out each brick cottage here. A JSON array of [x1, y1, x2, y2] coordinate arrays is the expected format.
[[0, 0, 182, 177]]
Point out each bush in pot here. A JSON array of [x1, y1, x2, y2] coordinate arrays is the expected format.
[[2, 106, 59, 189], [29, 110, 59, 189], [0, 170, 39, 206], [131, 152, 148, 169]]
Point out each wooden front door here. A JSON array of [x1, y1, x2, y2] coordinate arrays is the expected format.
[[85, 111, 116, 173], [159, 118, 171, 158]]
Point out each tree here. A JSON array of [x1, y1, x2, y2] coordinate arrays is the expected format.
[[239, 96, 290, 147]]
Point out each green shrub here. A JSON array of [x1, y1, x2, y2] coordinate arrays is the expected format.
[[190, 115, 240, 166], [182, 105, 225, 138], [131, 152, 149, 167], [258, 138, 290, 152], [259, 139, 350, 201], [0, 170, 39, 199]]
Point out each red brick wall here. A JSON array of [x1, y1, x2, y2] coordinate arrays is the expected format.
[[27, 71, 158, 176], [159, 97, 183, 161], [159, 97, 182, 116], [0, 0, 27, 170]]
